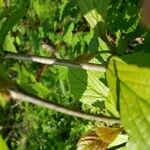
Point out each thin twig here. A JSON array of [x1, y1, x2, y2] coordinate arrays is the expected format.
[[7, 88, 120, 124], [1, 53, 106, 72], [11, 101, 21, 109]]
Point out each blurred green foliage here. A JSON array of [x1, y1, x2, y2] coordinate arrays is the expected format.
[[0, 0, 150, 149], [0, 0, 101, 149]]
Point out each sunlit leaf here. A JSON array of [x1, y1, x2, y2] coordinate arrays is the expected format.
[[0, 0, 3, 7], [108, 133, 128, 149], [69, 69, 108, 105], [105, 93, 119, 117], [32, 0, 56, 20], [107, 53, 150, 149], [3, 34, 17, 52], [0, 135, 8, 150], [63, 22, 74, 45]]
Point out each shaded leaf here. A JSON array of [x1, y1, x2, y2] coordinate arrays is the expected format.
[[77, 0, 108, 27], [77, 0, 109, 39], [12, 65, 51, 99], [0, 5, 27, 50], [0, 6, 16, 21], [0, 77, 11, 90]]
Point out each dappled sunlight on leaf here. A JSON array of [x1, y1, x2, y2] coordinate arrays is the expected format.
[[69, 68, 108, 105], [77, 0, 109, 39]]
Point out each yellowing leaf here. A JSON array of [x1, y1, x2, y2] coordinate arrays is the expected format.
[[77, 131, 107, 150], [74, 52, 99, 63], [95, 128, 121, 143], [77, 128, 121, 150]]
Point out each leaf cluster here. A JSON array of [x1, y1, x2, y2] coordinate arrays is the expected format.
[[0, 0, 150, 150]]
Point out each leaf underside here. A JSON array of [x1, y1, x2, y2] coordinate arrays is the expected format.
[[69, 68, 108, 105]]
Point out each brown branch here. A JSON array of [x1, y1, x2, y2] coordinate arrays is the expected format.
[[1, 52, 106, 72], [36, 64, 47, 82], [7, 88, 120, 124]]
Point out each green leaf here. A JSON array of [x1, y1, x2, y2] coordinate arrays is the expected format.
[[12, 65, 51, 99], [106, 53, 150, 149], [63, 22, 74, 45], [0, 135, 8, 150], [3, 34, 17, 53], [32, 0, 56, 20], [0, 5, 27, 50], [0, 6, 16, 21], [69, 68, 108, 105], [57, 66, 68, 81], [77, 0, 108, 27], [105, 93, 119, 117], [77, 0, 109, 39], [116, 37, 127, 55], [0, 93, 7, 107], [0, 0, 3, 7]]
